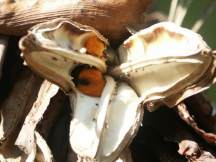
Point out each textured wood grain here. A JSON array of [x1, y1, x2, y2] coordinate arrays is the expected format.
[[0, 69, 42, 147], [0, 0, 151, 44]]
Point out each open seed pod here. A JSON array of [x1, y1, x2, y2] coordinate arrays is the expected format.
[[112, 22, 216, 107], [69, 76, 143, 162], [19, 19, 111, 94]]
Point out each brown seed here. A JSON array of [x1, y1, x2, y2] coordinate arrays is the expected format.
[[76, 68, 105, 97]]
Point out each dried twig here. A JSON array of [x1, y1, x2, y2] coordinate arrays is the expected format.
[[174, 0, 193, 26], [176, 102, 216, 144], [192, 0, 216, 32], [168, 0, 179, 21]]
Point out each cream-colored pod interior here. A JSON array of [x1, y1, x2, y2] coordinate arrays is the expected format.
[[112, 22, 216, 107], [69, 76, 143, 162]]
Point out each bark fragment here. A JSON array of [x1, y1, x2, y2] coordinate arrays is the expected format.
[[15, 80, 59, 155], [0, 69, 42, 148]]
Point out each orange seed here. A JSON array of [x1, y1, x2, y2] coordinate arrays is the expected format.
[[77, 68, 105, 97], [85, 36, 105, 58]]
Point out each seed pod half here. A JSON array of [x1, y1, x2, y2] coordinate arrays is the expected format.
[[19, 19, 110, 93], [112, 22, 216, 107], [69, 76, 143, 161]]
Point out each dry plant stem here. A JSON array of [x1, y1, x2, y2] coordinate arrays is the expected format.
[[174, 0, 193, 26], [0, 70, 42, 147], [174, 0, 185, 22], [15, 80, 59, 155], [192, 0, 216, 32], [168, 0, 179, 21], [0, 35, 8, 78], [176, 103, 216, 144]]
